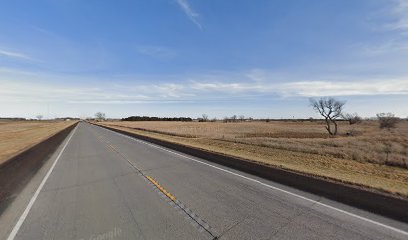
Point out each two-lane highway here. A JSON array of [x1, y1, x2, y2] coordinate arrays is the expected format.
[[5, 122, 408, 239]]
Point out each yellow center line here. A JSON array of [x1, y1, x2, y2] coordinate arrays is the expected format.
[[93, 130, 217, 239], [146, 175, 177, 201], [96, 133, 178, 202]]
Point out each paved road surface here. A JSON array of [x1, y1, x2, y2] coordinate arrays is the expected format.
[[3, 122, 408, 239]]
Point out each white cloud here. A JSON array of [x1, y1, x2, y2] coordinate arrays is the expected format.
[[0, 79, 150, 104], [1, 68, 407, 107], [176, 0, 202, 29], [280, 79, 408, 97], [1, 67, 407, 119], [362, 39, 408, 56], [0, 49, 31, 60], [190, 82, 263, 93], [190, 78, 408, 97], [136, 45, 176, 58], [356, 1, 408, 58], [388, 0, 408, 32]]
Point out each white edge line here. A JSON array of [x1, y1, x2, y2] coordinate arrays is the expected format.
[[98, 125, 408, 237], [7, 126, 78, 240]]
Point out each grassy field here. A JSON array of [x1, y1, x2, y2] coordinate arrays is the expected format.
[[98, 120, 408, 197], [0, 120, 77, 165]]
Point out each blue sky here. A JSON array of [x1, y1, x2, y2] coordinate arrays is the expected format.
[[1, 0, 407, 119]]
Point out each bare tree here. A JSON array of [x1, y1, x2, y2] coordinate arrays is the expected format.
[[94, 112, 106, 121], [343, 113, 362, 125], [201, 114, 209, 122], [231, 115, 237, 122], [310, 97, 345, 136], [376, 113, 399, 130], [36, 115, 43, 121], [239, 115, 245, 122]]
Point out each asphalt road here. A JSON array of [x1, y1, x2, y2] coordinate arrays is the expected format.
[[3, 122, 408, 240]]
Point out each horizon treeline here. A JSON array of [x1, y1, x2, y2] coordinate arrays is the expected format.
[[122, 116, 193, 122]]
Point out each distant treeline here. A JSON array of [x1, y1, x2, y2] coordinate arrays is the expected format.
[[55, 117, 80, 121], [0, 117, 26, 121], [122, 116, 193, 122]]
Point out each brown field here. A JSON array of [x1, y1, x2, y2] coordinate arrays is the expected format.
[[0, 120, 77, 165], [98, 120, 408, 197]]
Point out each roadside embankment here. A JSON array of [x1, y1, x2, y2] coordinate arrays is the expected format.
[[0, 121, 78, 214]]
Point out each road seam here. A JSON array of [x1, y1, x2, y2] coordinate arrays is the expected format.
[[6, 125, 78, 240], [97, 125, 408, 237], [94, 132, 218, 239]]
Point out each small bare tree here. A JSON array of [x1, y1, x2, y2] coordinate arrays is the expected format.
[[239, 115, 245, 122], [201, 114, 209, 122], [310, 97, 345, 136], [36, 115, 43, 121], [343, 113, 362, 125], [94, 112, 106, 121], [376, 113, 399, 130]]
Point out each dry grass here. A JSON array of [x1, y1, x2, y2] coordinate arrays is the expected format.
[[0, 120, 77, 165], [99, 120, 408, 197], [102, 120, 408, 167]]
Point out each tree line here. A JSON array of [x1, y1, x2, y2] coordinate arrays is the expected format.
[[122, 116, 193, 122]]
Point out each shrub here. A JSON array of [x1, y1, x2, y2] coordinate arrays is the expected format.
[[343, 113, 362, 125], [376, 113, 399, 130]]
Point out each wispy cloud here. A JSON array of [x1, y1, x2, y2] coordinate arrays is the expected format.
[[135, 45, 176, 59], [279, 79, 408, 97], [361, 39, 408, 56], [190, 79, 408, 97], [0, 80, 150, 104], [386, 0, 408, 32], [1, 68, 407, 106], [352, 0, 408, 64], [175, 0, 202, 29], [383, 0, 408, 35], [0, 49, 32, 60], [191, 82, 263, 93]]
